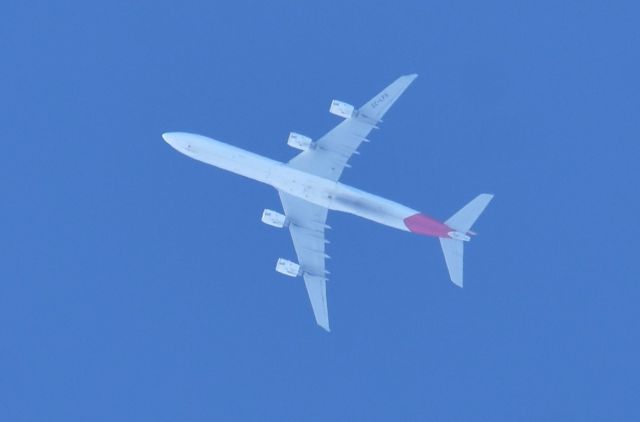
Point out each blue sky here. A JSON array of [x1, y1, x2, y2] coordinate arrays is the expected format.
[[2, 0, 638, 420]]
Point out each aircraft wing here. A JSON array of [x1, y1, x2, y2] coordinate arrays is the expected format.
[[288, 74, 418, 181], [278, 191, 331, 331]]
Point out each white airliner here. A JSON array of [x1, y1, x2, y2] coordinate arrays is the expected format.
[[163, 74, 493, 331]]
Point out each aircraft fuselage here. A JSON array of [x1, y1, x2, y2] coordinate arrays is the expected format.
[[163, 132, 452, 237]]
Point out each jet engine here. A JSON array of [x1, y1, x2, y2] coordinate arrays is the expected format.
[[261, 209, 288, 228], [287, 132, 315, 151], [276, 258, 301, 277], [329, 100, 355, 118]]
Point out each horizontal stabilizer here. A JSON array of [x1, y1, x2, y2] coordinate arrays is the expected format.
[[445, 194, 494, 233], [440, 238, 463, 287], [440, 194, 493, 287]]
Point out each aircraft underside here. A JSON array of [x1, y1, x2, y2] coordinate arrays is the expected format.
[[163, 74, 493, 331]]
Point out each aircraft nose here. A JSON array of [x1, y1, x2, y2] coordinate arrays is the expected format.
[[163, 132, 197, 154], [162, 132, 177, 146]]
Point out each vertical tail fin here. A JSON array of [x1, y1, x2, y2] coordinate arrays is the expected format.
[[440, 194, 493, 287]]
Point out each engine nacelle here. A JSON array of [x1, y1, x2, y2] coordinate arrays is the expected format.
[[287, 132, 315, 151], [276, 258, 301, 277], [329, 100, 355, 119], [261, 209, 288, 228]]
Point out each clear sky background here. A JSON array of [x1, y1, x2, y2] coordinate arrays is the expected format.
[[2, 1, 638, 420]]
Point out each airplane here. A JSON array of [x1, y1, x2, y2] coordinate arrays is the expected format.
[[163, 74, 493, 331]]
